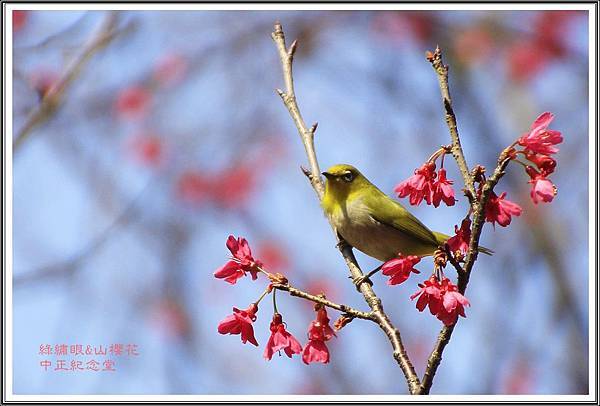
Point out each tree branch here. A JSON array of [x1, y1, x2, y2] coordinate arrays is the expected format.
[[427, 47, 476, 202], [419, 48, 514, 394], [271, 283, 374, 321], [14, 11, 126, 151], [272, 21, 421, 394]]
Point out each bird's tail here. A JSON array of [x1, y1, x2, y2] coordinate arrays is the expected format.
[[433, 231, 494, 256]]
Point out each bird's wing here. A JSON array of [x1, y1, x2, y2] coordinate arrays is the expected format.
[[364, 190, 439, 247]]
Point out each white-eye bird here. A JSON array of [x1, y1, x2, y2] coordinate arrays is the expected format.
[[321, 164, 491, 267]]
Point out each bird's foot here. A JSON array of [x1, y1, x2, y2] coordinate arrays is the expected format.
[[336, 239, 351, 251], [350, 274, 373, 291], [350, 264, 383, 291]]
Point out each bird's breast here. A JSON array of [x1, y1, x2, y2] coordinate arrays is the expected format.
[[329, 197, 417, 262]]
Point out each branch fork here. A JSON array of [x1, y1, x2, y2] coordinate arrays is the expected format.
[[272, 23, 514, 395], [272, 22, 421, 395]]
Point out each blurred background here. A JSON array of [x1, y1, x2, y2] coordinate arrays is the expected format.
[[11, 9, 590, 395]]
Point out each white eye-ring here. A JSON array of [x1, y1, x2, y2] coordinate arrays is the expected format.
[[342, 172, 354, 182]]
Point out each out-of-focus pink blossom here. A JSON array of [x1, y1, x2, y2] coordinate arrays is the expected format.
[[176, 170, 212, 205], [506, 40, 549, 82], [212, 164, 257, 209], [153, 53, 188, 87], [115, 86, 152, 120], [127, 133, 163, 166], [454, 27, 493, 65], [256, 240, 289, 273], [13, 10, 28, 32], [534, 11, 574, 58]]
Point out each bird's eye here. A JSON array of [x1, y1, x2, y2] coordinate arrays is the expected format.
[[342, 172, 354, 182]]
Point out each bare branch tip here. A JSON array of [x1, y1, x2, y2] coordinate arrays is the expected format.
[[288, 39, 298, 56], [272, 21, 284, 40], [275, 88, 286, 98], [310, 122, 318, 134], [300, 166, 311, 177]]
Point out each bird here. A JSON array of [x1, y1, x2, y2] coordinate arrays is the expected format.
[[321, 164, 491, 284]]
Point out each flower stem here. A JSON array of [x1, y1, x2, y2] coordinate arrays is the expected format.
[[513, 159, 529, 169], [272, 288, 279, 314], [255, 287, 271, 305], [427, 146, 447, 164]]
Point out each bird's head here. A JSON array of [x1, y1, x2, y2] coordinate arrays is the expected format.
[[322, 164, 372, 207]]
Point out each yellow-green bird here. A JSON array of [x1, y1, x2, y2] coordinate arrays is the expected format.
[[321, 164, 490, 266]]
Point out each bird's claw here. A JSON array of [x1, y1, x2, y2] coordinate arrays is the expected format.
[[336, 240, 351, 251], [350, 274, 373, 291]]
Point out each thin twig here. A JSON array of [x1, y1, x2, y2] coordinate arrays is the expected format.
[[427, 47, 476, 202], [419, 48, 513, 394], [272, 22, 421, 394], [14, 11, 125, 151], [271, 283, 374, 321]]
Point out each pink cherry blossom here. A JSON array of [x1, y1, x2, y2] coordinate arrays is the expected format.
[[485, 192, 523, 227], [302, 339, 330, 364], [430, 168, 456, 207], [302, 307, 335, 365], [214, 235, 262, 284], [394, 162, 436, 206], [217, 304, 259, 346], [264, 313, 302, 360], [436, 278, 470, 326], [382, 254, 421, 285], [446, 219, 471, 255], [518, 112, 563, 155], [410, 275, 443, 315], [526, 166, 557, 204], [314, 308, 336, 341], [525, 152, 556, 176]]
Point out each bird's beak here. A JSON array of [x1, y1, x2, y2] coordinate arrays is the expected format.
[[322, 171, 333, 180]]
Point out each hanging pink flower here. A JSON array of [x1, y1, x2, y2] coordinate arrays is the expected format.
[[436, 278, 470, 326], [430, 168, 456, 207], [410, 275, 444, 315], [302, 307, 335, 365], [264, 313, 302, 360], [217, 304, 259, 346], [526, 166, 557, 204]]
